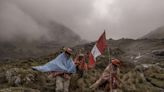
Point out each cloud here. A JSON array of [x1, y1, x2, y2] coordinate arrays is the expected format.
[[0, 0, 49, 41], [0, 0, 164, 41]]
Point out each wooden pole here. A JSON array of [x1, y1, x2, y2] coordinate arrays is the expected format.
[[105, 30, 113, 92], [108, 47, 112, 63]]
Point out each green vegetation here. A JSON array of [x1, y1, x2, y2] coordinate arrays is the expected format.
[[0, 39, 164, 92]]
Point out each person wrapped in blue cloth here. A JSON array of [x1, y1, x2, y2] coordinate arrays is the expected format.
[[33, 47, 76, 92]]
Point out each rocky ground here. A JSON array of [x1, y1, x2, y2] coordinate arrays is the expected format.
[[0, 39, 163, 92]]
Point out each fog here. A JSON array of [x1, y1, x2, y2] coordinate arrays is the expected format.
[[0, 0, 164, 41]]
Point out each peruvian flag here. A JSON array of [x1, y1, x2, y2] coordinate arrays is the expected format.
[[88, 31, 107, 67]]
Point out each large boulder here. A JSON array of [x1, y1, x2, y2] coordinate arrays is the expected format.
[[5, 68, 38, 86], [4, 68, 49, 91], [3, 67, 59, 92]]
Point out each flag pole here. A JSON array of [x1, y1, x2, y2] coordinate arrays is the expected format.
[[104, 30, 113, 92], [104, 30, 111, 64], [108, 46, 111, 64], [105, 30, 112, 92]]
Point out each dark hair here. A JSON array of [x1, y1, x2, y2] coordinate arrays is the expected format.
[[65, 51, 71, 56], [78, 55, 84, 61]]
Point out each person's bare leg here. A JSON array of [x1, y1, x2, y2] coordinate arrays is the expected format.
[[64, 79, 70, 92], [90, 78, 104, 90], [56, 76, 64, 92]]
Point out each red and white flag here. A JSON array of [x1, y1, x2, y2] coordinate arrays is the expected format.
[[88, 31, 107, 67]]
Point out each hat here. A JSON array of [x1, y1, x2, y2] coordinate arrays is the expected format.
[[111, 58, 121, 66], [65, 48, 72, 54], [79, 54, 84, 57], [77, 54, 84, 61]]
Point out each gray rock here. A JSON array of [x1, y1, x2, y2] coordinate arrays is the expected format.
[[5, 68, 20, 85], [152, 49, 164, 56]]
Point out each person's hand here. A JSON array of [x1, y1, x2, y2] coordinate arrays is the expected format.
[[89, 84, 98, 90], [89, 85, 95, 90], [64, 73, 71, 80], [48, 74, 53, 79]]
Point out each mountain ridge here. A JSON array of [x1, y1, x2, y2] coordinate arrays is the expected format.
[[0, 21, 85, 61], [141, 26, 164, 39]]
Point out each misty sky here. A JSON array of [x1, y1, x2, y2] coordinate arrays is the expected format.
[[0, 0, 164, 41]]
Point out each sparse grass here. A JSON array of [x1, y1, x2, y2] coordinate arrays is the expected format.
[[0, 87, 40, 92], [147, 78, 164, 88], [0, 39, 164, 92], [150, 73, 164, 80]]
